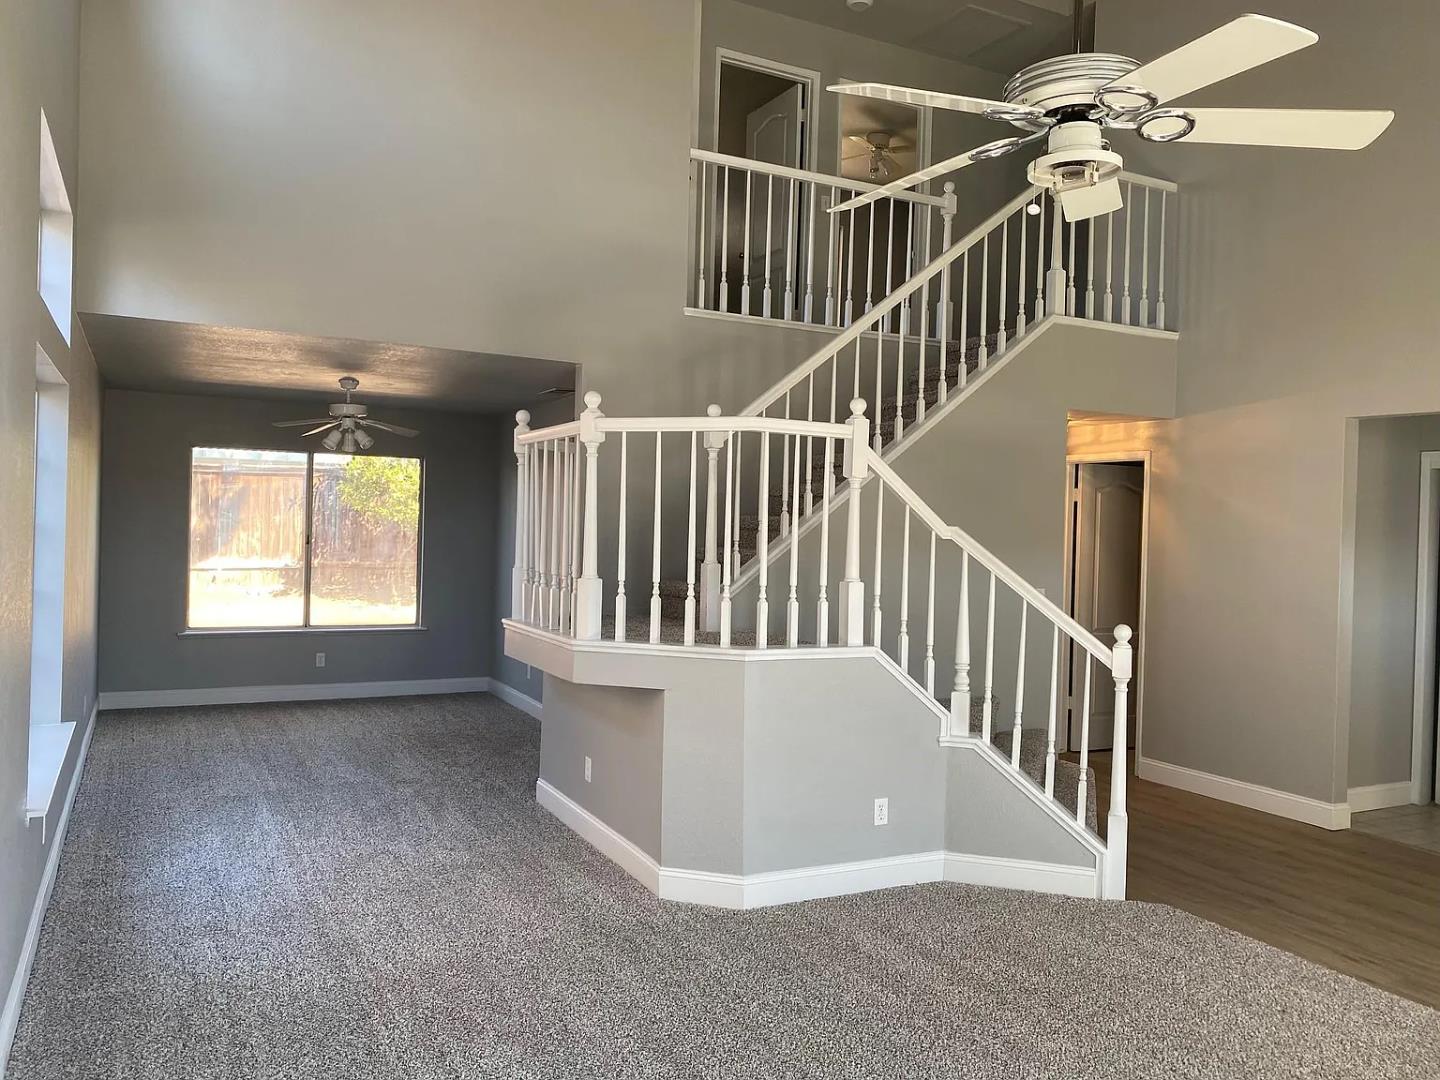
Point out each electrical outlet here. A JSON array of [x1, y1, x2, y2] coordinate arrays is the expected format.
[[315, 652, 326, 668], [873, 797, 889, 826], [584, 756, 592, 783]]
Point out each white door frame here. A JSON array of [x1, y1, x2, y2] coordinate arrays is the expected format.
[[1062, 451, 1152, 761], [1409, 451, 1440, 805], [712, 49, 822, 172]]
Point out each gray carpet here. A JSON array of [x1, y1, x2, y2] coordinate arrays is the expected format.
[[9, 695, 1439, 1079]]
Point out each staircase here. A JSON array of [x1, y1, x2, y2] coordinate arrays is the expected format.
[[505, 169, 1177, 905]]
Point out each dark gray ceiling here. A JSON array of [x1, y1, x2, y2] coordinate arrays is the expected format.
[[737, 0, 1075, 76], [80, 313, 576, 415]]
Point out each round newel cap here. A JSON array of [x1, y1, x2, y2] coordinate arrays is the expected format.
[[1114, 624, 1133, 645], [707, 403, 722, 418], [583, 390, 603, 410], [850, 397, 867, 417], [515, 409, 531, 426]]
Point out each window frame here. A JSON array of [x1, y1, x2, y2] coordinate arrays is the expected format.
[[183, 444, 426, 634]]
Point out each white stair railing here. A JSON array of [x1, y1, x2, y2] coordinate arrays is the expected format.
[[512, 395, 1133, 898], [689, 149, 955, 329]]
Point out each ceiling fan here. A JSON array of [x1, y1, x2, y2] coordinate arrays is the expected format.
[[827, 12, 1394, 222], [272, 377, 418, 453], [845, 131, 910, 180]]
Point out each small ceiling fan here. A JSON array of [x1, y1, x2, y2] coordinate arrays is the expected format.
[[844, 131, 910, 180], [272, 377, 418, 452], [827, 12, 1394, 222]]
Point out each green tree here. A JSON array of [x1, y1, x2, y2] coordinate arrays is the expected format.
[[336, 455, 420, 528]]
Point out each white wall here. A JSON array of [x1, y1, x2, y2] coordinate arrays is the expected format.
[[1090, 0, 1440, 804], [0, 0, 102, 1058]]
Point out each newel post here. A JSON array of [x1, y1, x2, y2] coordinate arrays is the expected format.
[[838, 398, 870, 647], [574, 391, 606, 641], [937, 181, 957, 344], [1104, 623, 1133, 900], [512, 410, 531, 622], [1046, 190, 1067, 316], [700, 404, 725, 632]]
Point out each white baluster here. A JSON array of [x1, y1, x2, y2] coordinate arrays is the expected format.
[[1076, 653, 1093, 825], [1085, 217, 1096, 320], [1034, 195, 1046, 323], [719, 166, 730, 312], [893, 320, 906, 447], [1122, 181, 1134, 325], [950, 551, 970, 738], [575, 395, 605, 640], [981, 571, 996, 740], [825, 186, 838, 325], [787, 434, 802, 647], [731, 432, 743, 576], [1045, 624, 1059, 796], [570, 436, 582, 631], [803, 187, 818, 323], [1104, 203, 1115, 322], [959, 248, 970, 378], [1106, 625, 1134, 899], [873, 336, 884, 453], [755, 430, 770, 649], [839, 400, 869, 646], [1156, 190, 1168, 330], [864, 201, 876, 312], [695, 162, 707, 308], [871, 480, 884, 647], [741, 170, 753, 316], [1140, 185, 1151, 327], [720, 426, 735, 647], [1016, 203, 1028, 338], [804, 373, 816, 516], [780, 396, 793, 535], [924, 531, 937, 696], [557, 440, 568, 631], [884, 199, 896, 325], [916, 268, 929, 426], [844, 209, 856, 324], [536, 439, 548, 625], [700, 405, 723, 633], [996, 216, 1009, 357], [649, 432, 662, 644], [898, 507, 911, 670], [978, 234, 990, 367], [1010, 602, 1028, 768], [783, 176, 797, 320], [614, 431, 628, 642], [936, 184, 955, 404], [1066, 217, 1077, 316], [684, 430, 698, 645], [512, 411, 530, 620], [763, 175, 774, 318], [816, 436, 834, 646]]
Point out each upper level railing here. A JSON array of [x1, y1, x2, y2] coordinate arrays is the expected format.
[[510, 393, 1133, 898]]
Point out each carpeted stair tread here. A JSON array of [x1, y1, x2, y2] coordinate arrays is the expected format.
[[962, 700, 1097, 830]]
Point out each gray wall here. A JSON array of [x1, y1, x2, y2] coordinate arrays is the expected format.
[[1347, 415, 1440, 789], [98, 389, 501, 694], [1085, 0, 1440, 803], [1, 0, 102, 1054]]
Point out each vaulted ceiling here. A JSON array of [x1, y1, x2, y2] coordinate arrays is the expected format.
[[736, 0, 1075, 76]]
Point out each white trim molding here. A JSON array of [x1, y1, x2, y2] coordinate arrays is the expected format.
[[536, 779, 1100, 909], [1347, 781, 1413, 814], [487, 680, 543, 721], [97, 676, 494, 710], [1138, 756, 1351, 830], [2, 707, 96, 1074]]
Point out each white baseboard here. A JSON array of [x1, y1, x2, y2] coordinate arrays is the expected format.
[[1138, 756, 1351, 830], [487, 680, 543, 721], [1, 706, 96, 1076], [535, 779, 660, 894], [942, 852, 1099, 899], [536, 779, 1096, 910], [97, 676, 493, 710], [1347, 781, 1413, 813]]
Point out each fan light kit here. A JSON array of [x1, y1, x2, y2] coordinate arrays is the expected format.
[[272, 377, 420, 453], [826, 13, 1394, 222]]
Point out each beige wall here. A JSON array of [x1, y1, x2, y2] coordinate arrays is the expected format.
[[1091, 0, 1440, 804], [0, 0, 102, 1054]]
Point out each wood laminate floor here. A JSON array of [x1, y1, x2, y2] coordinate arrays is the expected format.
[[1086, 752, 1440, 1010]]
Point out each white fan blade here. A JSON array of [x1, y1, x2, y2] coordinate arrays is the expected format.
[[300, 421, 342, 438], [828, 135, 1033, 214], [829, 81, 1042, 120], [272, 417, 336, 427], [358, 418, 419, 437], [1110, 14, 1317, 107], [1175, 108, 1394, 149]]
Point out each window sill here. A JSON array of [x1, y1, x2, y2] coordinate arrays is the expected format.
[[178, 626, 427, 638], [27, 720, 78, 842]]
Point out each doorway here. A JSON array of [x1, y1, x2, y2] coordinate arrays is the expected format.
[[1063, 455, 1149, 756]]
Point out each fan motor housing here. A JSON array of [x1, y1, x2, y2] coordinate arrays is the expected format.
[[1003, 53, 1141, 121], [1026, 121, 1123, 192], [328, 403, 367, 418]]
